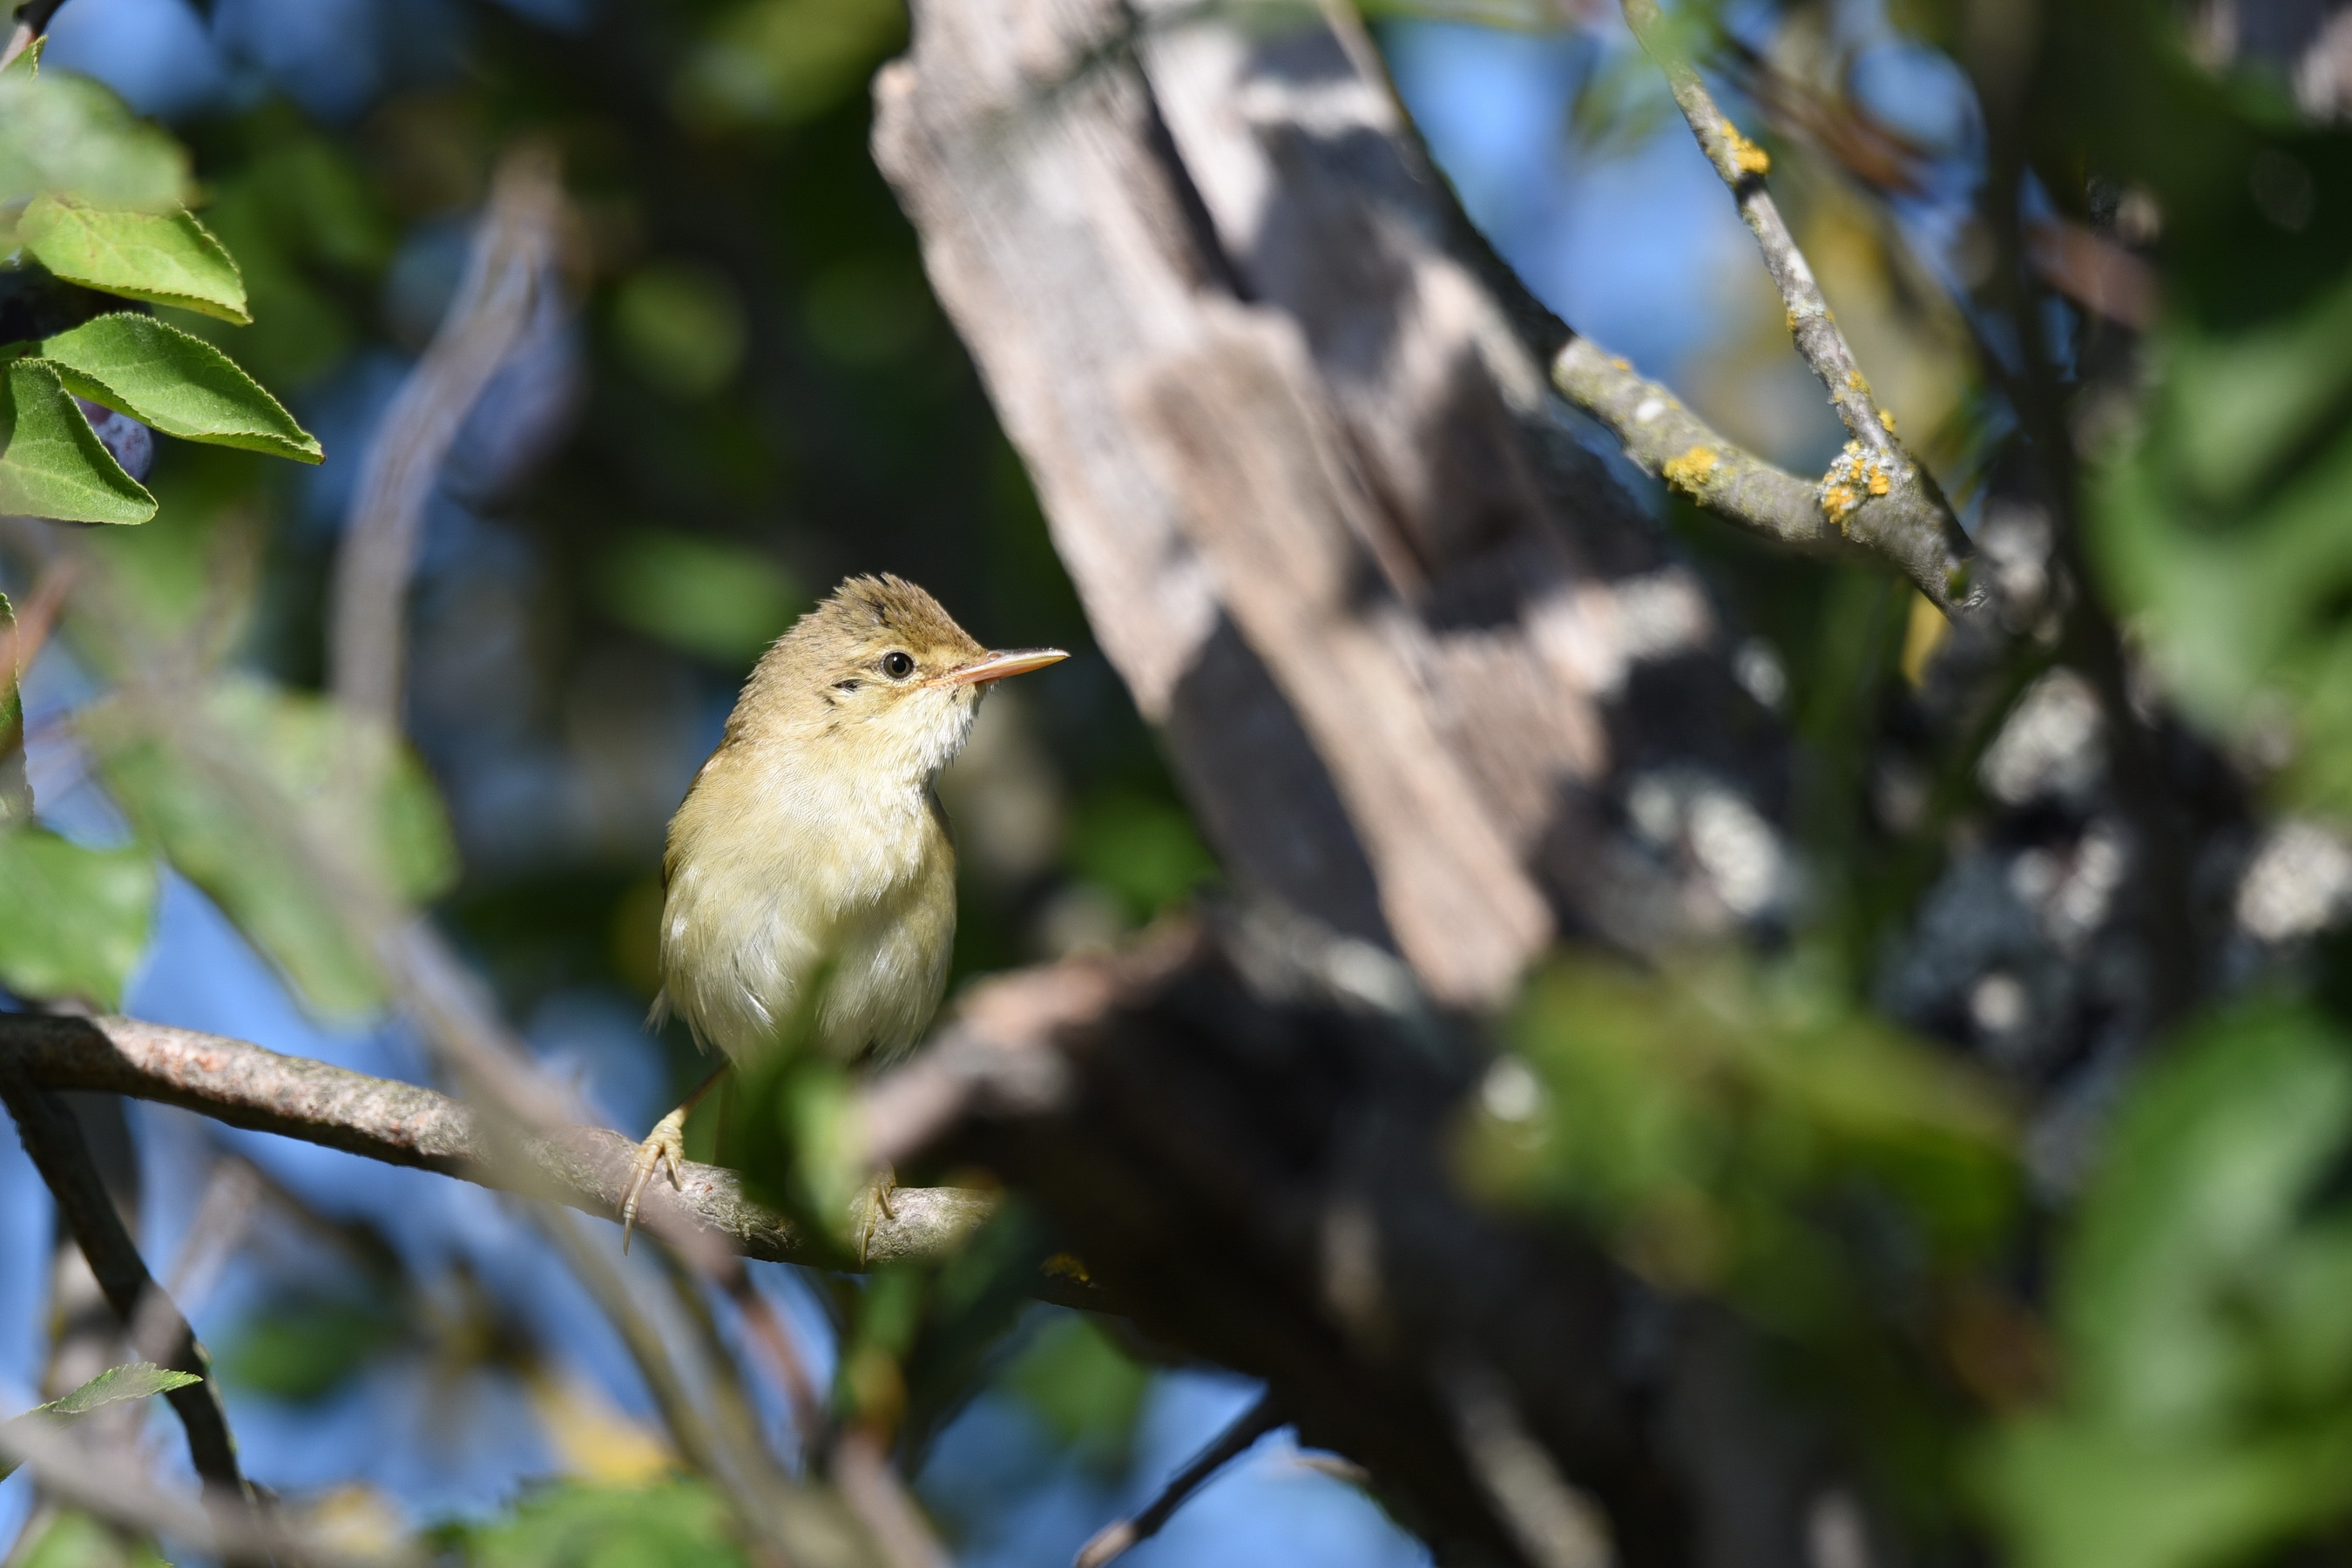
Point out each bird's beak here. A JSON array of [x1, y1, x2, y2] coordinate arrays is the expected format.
[[942, 647, 1070, 686]]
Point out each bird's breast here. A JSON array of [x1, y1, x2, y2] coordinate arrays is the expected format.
[[658, 757, 956, 1066]]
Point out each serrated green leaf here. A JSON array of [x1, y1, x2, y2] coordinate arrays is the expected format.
[[18, 197, 250, 324], [0, 359, 156, 524], [0, 825, 156, 1007], [0, 73, 186, 212], [38, 1362, 202, 1419], [2, 37, 43, 79], [0, 1362, 202, 1484], [82, 676, 457, 1017], [41, 314, 321, 463]]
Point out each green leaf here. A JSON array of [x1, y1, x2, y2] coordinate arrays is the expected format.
[[41, 314, 321, 463], [0, 1362, 203, 1483], [2, 36, 43, 78], [18, 197, 250, 324], [0, 359, 156, 524], [0, 73, 186, 213], [1984, 1003, 2352, 1568], [0, 826, 156, 1007], [82, 676, 457, 1017], [1, 591, 25, 824], [37, 1362, 201, 1418]]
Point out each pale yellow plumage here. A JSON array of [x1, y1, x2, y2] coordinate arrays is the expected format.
[[621, 574, 1065, 1246]]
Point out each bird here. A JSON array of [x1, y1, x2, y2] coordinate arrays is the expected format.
[[620, 573, 1067, 1249]]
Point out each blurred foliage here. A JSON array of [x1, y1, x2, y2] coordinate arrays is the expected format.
[[595, 527, 800, 663], [1464, 953, 2016, 1315], [82, 675, 457, 1015], [443, 1479, 749, 1568], [218, 1291, 409, 1403], [1003, 1313, 1151, 1473], [0, 824, 154, 1007], [1984, 1001, 2352, 1568], [10, 1512, 170, 1568], [1065, 788, 1218, 923]]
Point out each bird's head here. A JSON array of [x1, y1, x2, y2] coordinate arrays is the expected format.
[[738, 574, 1066, 786]]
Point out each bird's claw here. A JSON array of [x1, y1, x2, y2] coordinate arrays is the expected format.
[[852, 1166, 900, 1267], [620, 1106, 691, 1254]]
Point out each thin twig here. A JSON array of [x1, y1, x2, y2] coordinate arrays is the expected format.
[[1549, 338, 1858, 558], [328, 142, 564, 728], [0, 1010, 1003, 1269], [1616, 0, 1979, 613], [0, 1074, 249, 1506], [0, 558, 77, 821], [0, 1415, 412, 1568], [1073, 1390, 1285, 1568]]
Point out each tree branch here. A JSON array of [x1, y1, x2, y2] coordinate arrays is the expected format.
[[327, 142, 565, 728], [1548, 337, 1856, 558], [0, 1066, 253, 1529], [0, 1010, 997, 1271], [1616, 0, 1981, 614]]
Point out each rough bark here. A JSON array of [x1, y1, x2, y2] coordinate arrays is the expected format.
[[872, 0, 1785, 998]]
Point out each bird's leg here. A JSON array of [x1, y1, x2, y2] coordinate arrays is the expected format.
[[853, 1164, 899, 1267], [621, 1066, 727, 1254]]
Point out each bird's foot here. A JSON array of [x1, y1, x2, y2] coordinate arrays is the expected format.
[[852, 1166, 900, 1267], [620, 1106, 691, 1254]]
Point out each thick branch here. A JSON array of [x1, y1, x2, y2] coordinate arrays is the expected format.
[[0, 1011, 994, 1269], [1618, 0, 1979, 612]]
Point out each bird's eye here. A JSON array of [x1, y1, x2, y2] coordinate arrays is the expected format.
[[881, 651, 916, 679]]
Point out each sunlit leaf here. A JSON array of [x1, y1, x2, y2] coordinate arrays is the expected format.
[[39, 1362, 202, 1419], [0, 72, 186, 213], [82, 676, 458, 1017], [41, 314, 321, 463], [0, 825, 156, 1007], [0, 359, 156, 524], [18, 197, 251, 325]]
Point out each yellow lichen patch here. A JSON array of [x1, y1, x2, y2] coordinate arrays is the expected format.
[[1846, 369, 1866, 390], [1819, 441, 1878, 527], [1785, 308, 1798, 334], [1878, 408, 1898, 435], [1610, 355, 1632, 371], [1662, 444, 1720, 495], [1724, 126, 1771, 177]]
